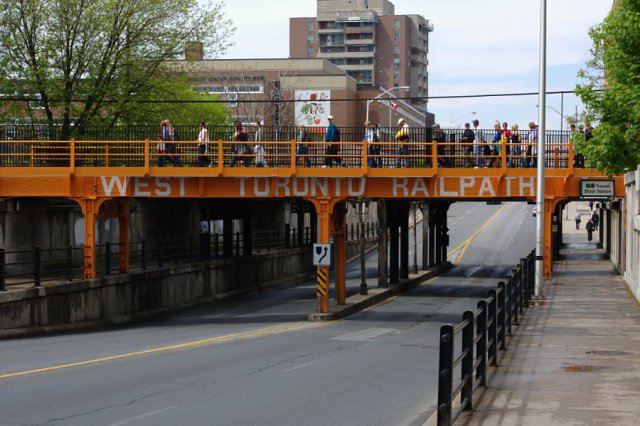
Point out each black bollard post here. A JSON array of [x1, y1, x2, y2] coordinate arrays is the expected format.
[[34, 245, 41, 287]]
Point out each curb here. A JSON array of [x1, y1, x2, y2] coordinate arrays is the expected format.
[[308, 262, 452, 321]]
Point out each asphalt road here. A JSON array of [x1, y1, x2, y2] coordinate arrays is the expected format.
[[0, 202, 536, 426]]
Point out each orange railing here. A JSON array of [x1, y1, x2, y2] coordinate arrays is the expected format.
[[0, 139, 577, 175]]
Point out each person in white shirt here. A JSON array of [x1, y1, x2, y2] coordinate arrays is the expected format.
[[526, 121, 538, 168], [472, 119, 484, 167], [254, 120, 267, 167], [196, 122, 209, 167]]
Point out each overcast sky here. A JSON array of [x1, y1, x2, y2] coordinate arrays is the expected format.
[[218, 0, 612, 130]]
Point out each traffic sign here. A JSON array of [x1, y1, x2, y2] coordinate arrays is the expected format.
[[580, 180, 614, 200], [313, 243, 331, 266]]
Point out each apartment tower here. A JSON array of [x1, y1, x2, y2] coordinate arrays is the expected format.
[[290, 0, 432, 114]]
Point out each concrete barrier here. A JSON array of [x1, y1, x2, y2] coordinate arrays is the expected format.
[[0, 248, 313, 337]]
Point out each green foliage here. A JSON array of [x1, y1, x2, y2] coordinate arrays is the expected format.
[[0, 0, 235, 138], [576, 0, 640, 175]]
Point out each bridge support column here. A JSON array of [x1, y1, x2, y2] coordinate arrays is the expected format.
[[377, 200, 388, 288], [309, 197, 345, 313], [388, 202, 400, 284], [114, 201, 130, 273], [71, 197, 109, 279], [243, 207, 253, 256], [439, 203, 450, 264], [223, 214, 233, 257], [428, 203, 436, 267], [421, 203, 429, 270], [332, 202, 347, 305], [400, 202, 410, 279]]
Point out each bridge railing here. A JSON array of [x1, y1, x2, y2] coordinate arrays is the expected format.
[[436, 250, 535, 426], [0, 139, 575, 171]]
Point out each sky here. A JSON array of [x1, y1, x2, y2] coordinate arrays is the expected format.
[[216, 0, 612, 130]]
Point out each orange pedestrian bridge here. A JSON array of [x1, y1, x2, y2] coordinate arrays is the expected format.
[[0, 138, 623, 313]]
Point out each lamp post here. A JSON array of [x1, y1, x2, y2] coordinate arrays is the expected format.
[[535, 0, 547, 299], [448, 111, 476, 129], [366, 86, 410, 123]]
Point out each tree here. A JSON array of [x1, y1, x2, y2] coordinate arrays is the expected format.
[[0, 0, 235, 138], [576, 0, 640, 175], [108, 76, 230, 127]]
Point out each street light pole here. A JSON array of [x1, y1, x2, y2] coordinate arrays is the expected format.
[[366, 86, 410, 122], [448, 111, 476, 129], [535, 0, 547, 298]]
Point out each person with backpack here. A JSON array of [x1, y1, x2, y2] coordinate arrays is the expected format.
[[231, 120, 250, 167], [395, 118, 411, 168], [296, 125, 311, 167], [364, 120, 381, 168], [323, 115, 341, 167], [196, 122, 210, 167]]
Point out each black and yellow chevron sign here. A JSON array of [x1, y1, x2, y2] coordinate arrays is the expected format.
[[316, 267, 328, 297]]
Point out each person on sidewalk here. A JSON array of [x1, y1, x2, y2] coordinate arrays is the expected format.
[[586, 219, 594, 241], [592, 210, 599, 231], [575, 212, 581, 230], [323, 115, 341, 167]]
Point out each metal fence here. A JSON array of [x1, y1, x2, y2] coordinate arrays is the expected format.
[[0, 227, 321, 289], [0, 222, 379, 289], [436, 250, 535, 426]]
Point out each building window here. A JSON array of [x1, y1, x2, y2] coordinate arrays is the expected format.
[[393, 58, 400, 67], [393, 71, 400, 80], [307, 22, 314, 32], [307, 47, 313, 56], [393, 46, 399, 54], [307, 35, 314, 44], [393, 32, 400, 42], [394, 20, 400, 29]]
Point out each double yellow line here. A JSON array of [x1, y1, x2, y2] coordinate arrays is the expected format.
[[0, 321, 333, 380], [447, 204, 506, 264]]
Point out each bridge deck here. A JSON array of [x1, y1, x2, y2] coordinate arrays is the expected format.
[[0, 140, 620, 200]]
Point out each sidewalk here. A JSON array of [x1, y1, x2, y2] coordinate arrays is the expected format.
[[457, 244, 640, 425]]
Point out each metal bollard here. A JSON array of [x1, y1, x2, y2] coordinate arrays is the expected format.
[[67, 246, 73, 282], [497, 282, 506, 350], [476, 300, 488, 387], [0, 249, 5, 291], [505, 275, 514, 333], [105, 242, 111, 275], [461, 311, 475, 413], [437, 325, 454, 426], [488, 289, 498, 367], [33, 245, 41, 287], [158, 239, 164, 267], [141, 239, 146, 270]]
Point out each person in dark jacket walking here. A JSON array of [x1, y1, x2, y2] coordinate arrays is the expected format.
[[586, 220, 594, 241]]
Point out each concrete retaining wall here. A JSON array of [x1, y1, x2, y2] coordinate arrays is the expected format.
[[0, 248, 313, 337]]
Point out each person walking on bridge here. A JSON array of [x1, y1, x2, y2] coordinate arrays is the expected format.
[[472, 119, 485, 168], [395, 118, 411, 168], [323, 115, 341, 167]]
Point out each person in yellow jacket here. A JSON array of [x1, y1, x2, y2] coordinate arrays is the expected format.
[[395, 118, 410, 167]]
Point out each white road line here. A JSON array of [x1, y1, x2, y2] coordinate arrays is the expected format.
[[284, 361, 318, 373], [109, 406, 176, 426]]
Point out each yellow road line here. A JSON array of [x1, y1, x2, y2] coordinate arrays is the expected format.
[[0, 321, 333, 380], [448, 205, 507, 263]]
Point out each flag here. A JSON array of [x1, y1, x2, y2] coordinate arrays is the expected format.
[[389, 100, 398, 111]]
